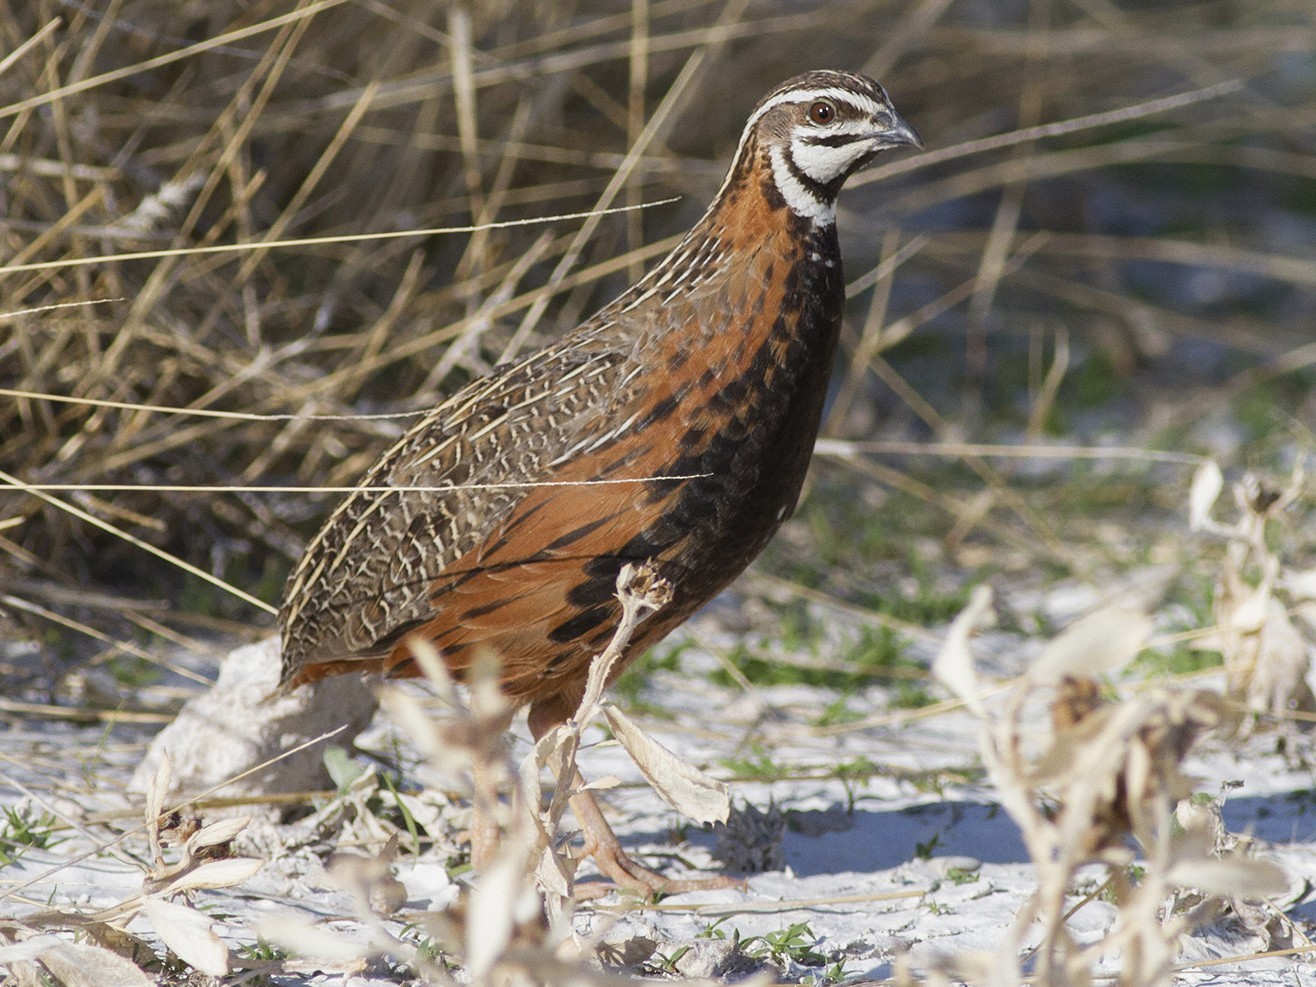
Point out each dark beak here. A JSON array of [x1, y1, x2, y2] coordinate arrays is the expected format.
[[876, 110, 922, 150]]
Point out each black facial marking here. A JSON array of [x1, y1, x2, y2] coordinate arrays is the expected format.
[[783, 151, 832, 202], [803, 131, 866, 149]]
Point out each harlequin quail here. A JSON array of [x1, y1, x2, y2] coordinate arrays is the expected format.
[[279, 69, 920, 893]]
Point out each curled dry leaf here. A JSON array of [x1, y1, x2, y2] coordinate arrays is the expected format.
[[1217, 559, 1316, 718], [26, 940, 156, 987], [154, 856, 263, 895], [1166, 856, 1290, 900], [141, 896, 231, 976], [1030, 606, 1152, 684], [931, 583, 994, 715], [187, 815, 250, 850], [1222, 573, 1273, 637], [401, 632, 459, 700], [602, 704, 729, 825], [146, 753, 170, 824], [515, 745, 574, 899], [534, 834, 575, 899], [574, 562, 673, 727]]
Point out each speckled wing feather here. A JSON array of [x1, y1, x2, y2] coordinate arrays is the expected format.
[[277, 334, 634, 685]]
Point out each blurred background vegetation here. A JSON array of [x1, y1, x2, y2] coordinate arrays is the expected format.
[[1, 0, 1313, 687]]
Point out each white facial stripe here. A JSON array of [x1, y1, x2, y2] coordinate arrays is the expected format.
[[769, 145, 834, 225], [790, 137, 871, 184], [744, 85, 884, 133]]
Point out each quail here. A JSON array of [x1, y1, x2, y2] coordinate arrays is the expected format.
[[279, 69, 920, 893]]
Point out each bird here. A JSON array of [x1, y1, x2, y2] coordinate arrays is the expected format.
[[278, 69, 920, 894]]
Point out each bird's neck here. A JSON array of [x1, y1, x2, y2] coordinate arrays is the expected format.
[[711, 131, 841, 227], [627, 142, 840, 313]]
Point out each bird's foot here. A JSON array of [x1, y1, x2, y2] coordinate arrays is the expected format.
[[574, 837, 745, 901]]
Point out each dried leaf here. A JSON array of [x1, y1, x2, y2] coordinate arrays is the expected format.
[[1246, 600, 1315, 716], [527, 723, 578, 838], [932, 584, 994, 715], [1168, 856, 1290, 899], [188, 815, 249, 850], [467, 852, 522, 977], [602, 704, 729, 824], [0, 936, 66, 964], [259, 913, 369, 962], [1031, 606, 1152, 683], [142, 896, 231, 975], [156, 856, 262, 894], [402, 632, 457, 696], [1188, 459, 1223, 531], [534, 840, 574, 898], [1296, 601, 1316, 636], [31, 940, 156, 987]]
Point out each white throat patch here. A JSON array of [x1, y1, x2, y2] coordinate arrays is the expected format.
[[791, 134, 871, 185], [769, 146, 834, 226]]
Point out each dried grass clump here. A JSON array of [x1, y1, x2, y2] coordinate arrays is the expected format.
[[928, 588, 1289, 987], [1190, 460, 1316, 725]]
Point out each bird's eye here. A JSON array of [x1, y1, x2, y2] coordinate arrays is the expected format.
[[808, 99, 836, 125]]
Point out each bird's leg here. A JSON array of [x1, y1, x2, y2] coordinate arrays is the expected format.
[[529, 698, 742, 898], [564, 768, 742, 897]]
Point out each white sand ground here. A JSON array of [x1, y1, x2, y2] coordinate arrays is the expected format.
[[4, 585, 1316, 985]]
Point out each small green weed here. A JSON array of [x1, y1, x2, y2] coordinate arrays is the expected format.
[[0, 805, 62, 866], [649, 944, 693, 973], [719, 744, 783, 780], [892, 681, 937, 709], [709, 918, 829, 969], [834, 755, 879, 812], [945, 866, 979, 885], [750, 921, 827, 967], [814, 695, 862, 727], [818, 958, 849, 984], [1101, 863, 1148, 903], [323, 745, 368, 795], [237, 938, 288, 962]]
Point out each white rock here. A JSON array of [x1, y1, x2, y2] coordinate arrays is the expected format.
[[129, 636, 379, 802]]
